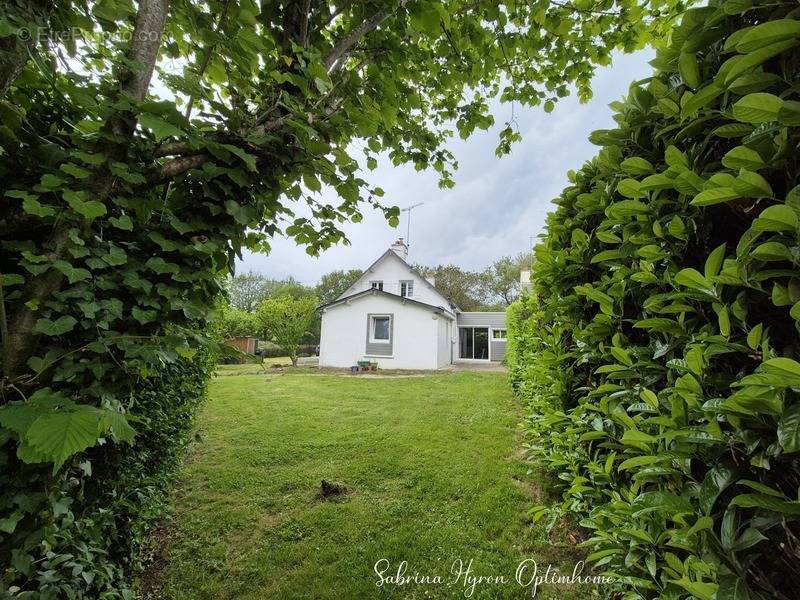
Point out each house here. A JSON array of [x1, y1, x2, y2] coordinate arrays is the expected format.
[[318, 239, 506, 370]]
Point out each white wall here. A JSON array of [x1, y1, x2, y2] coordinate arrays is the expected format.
[[436, 317, 452, 368], [320, 294, 453, 369], [338, 251, 452, 310]]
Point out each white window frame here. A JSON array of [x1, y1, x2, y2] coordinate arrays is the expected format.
[[370, 280, 384, 291], [491, 328, 507, 341], [400, 280, 414, 298], [369, 314, 392, 344]]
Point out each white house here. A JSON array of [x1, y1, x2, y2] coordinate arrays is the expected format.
[[318, 239, 507, 370]]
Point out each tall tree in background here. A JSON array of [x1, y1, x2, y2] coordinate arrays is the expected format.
[[414, 264, 487, 311], [315, 269, 363, 304], [484, 252, 531, 306], [227, 271, 271, 312]]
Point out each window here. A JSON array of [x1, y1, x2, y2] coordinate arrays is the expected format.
[[400, 280, 414, 297], [492, 329, 507, 340], [370, 281, 383, 291], [370, 315, 391, 343]]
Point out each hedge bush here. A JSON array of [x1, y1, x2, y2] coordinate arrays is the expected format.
[[508, 2, 800, 599], [0, 351, 214, 598]]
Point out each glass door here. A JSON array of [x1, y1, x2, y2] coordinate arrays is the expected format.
[[458, 327, 489, 359]]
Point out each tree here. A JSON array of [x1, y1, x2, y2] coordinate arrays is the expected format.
[[483, 252, 532, 306], [265, 277, 317, 300], [316, 269, 363, 304], [256, 296, 318, 366], [413, 264, 487, 311], [227, 272, 271, 312], [213, 304, 261, 340]]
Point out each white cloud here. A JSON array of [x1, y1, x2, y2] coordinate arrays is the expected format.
[[238, 50, 655, 284]]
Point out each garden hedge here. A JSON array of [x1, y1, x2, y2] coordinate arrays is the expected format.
[[0, 352, 214, 597], [508, 1, 800, 599]]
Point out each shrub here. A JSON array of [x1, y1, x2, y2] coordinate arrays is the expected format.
[[508, 2, 800, 598], [0, 351, 214, 597]]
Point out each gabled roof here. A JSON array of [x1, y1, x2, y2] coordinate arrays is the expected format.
[[337, 248, 461, 311], [319, 288, 456, 317]]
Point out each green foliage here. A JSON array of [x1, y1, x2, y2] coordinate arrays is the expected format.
[[0, 0, 685, 594], [508, 2, 800, 598], [0, 352, 213, 597], [257, 296, 319, 366], [315, 269, 363, 305], [213, 304, 262, 340]]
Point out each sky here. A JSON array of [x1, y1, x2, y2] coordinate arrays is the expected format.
[[238, 50, 656, 285]]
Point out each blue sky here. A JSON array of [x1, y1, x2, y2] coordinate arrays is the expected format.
[[238, 49, 655, 285]]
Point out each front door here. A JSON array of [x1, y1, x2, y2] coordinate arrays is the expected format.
[[458, 327, 489, 360]]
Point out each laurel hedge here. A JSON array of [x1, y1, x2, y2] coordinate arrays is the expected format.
[[508, 2, 800, 598]]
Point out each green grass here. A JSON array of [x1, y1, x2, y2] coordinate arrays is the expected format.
[[149, 371, 584, 599]]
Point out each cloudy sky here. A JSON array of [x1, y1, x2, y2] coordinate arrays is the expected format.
[[239, 50, 655, 285]]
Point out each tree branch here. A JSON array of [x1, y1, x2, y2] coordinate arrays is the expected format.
[[321, 1, 352, 29], [152, 154, 210, 182], [323, 9, 392, 71]]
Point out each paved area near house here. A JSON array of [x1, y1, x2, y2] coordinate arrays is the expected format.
[[442, 361, 507, 373]]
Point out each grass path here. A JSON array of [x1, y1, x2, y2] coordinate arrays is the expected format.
[[147, 369, 583, 599]]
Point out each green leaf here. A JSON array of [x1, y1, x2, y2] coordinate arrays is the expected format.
[[722, 40, 798, 85], [752, 241, 791, 261], [733, 169, 772, 197], [22, 196, 56, 218], [732, 93, 784, 123], [145, 257, 180, 274], [222, 144, 258, 172], [60, 163, 92, 179], [763, 357, 800, 383], [25, 406, 102, 472], [64, 190, 107, 219], [738, 480, 787, 497], [671, 578, 717, 600], [735, 19, 800, 53], [681, 83, 724, 116], [110, 214, 134, 230], [138, 112, 185, 141], [691, 187, 739, 206], [721, 146, 765, 170], [679, 52, 701, 88], [99, 409, 136, 443], [730, 493, 800, 515], [675, 268, 715, 295], [705, 243, 727, 278], [747, 324, 762, 349], [32, 316, 77, 336], [616, 178, 643, 198], [620, 157, 653, 176], [751, 205, 798, 232]]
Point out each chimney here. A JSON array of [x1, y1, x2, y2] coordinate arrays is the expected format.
[[520, 268, 532, 292], [390, 237, 408, 260]]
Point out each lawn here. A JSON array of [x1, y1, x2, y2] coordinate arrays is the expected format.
[[146, 369, 585, 599]]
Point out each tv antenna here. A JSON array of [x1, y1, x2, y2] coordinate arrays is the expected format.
[[400, 202, 424, 246]]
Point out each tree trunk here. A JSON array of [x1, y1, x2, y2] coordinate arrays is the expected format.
[[0, 0, 50, 98], [3, 0, 171, 381]]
